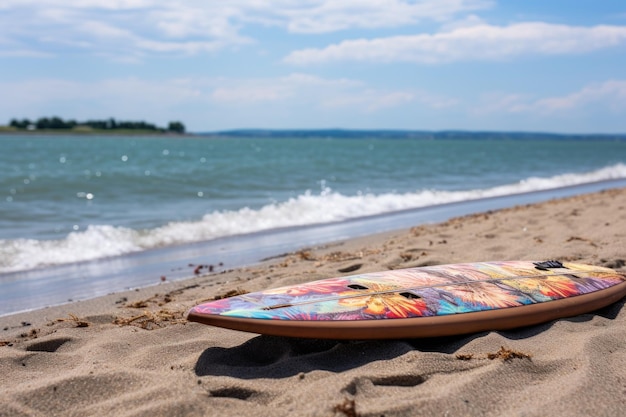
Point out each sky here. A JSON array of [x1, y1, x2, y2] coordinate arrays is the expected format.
[[1, 0, 626, 133]]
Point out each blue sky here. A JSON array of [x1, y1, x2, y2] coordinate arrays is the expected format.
[[1, 0, 625, 133]]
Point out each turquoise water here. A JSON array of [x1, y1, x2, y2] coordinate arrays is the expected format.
[[1, 134, 625, 273]]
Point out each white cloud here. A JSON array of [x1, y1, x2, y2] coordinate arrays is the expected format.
[[209, 73, 363, 105], [0, 0, 153, 10], [205, 73, 456, 113], [0, 2, 251, 58], [78, 21, 133, 40], [212, 85, 292, 103], [322, 89, 459, 112], [534, 80, 626, 113], [477, 80, 626, 116], [0, 1, 491, 58], [322, 90, 415, 112], [275, 0, 493, 33], [284, 22, 626, 65], [473, 92, 532, 115]]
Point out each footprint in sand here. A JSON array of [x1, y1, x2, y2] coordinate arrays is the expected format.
[[342, 374, 426, 396], [26, 337, 73, 353]]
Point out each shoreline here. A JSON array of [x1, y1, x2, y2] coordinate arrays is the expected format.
[[1, 187, 625, 416], [2, 178, 626, 317], [3, 129, 626, 139]]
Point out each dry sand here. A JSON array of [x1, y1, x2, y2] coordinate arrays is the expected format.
[[1, 188, 625, 417]]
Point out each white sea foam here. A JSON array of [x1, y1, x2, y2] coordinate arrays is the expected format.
[[1, 163, 625, 273]]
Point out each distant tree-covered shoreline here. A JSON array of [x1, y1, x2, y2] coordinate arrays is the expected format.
[[7, 117, 185, 134]]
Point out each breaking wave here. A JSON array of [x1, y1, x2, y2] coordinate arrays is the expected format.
[[1, 163, 625, 273]]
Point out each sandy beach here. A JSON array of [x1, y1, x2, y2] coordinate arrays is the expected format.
[[1, 187, 625, 417]]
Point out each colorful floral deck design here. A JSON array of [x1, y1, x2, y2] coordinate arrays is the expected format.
[[187, 261, 626, 338]]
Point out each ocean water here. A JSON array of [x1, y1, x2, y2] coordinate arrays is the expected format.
[[1, 134, 626, 276]]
